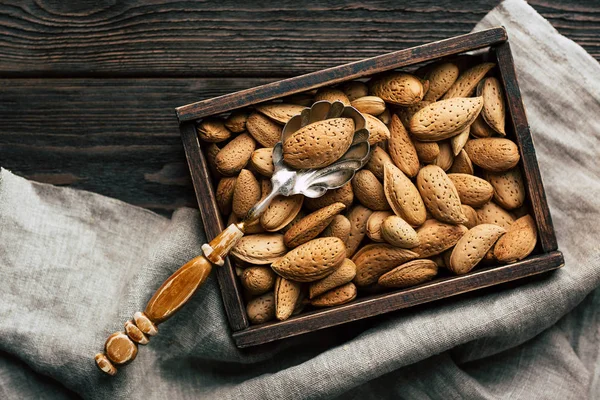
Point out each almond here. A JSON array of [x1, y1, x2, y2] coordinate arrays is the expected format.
[[283, 118, 355, 169], [309, 259, 357, 299], [449, 224, 506, 274], [321, 215, 352, 242], [284, 93, 314, 107], [197, 118, 232, 143], [381, 215, 420, 248], [260, 195, 304, 232], [352, 169, 390, 211], [284, 202, 346, 248], [314, 88, 351, 105], [461, 204, 478, 229], [378, 108, 391, 125], [366, 211, 394, 242], [409, 97, 484, 141], [255, 103, 306, 124], [366, 146, 393, 180], [364, 113, 391, 144], [476, 202, 515, 230], [397, 101, 432, 127], [311, 282, 357, 307], [352, 243, 419, 286], [246, 112, 282, 147], [423, 62, 460, 101], [351, 96, 386, 115], [494, 215, 538, 263], [216, 176, 237, 215], [378, 259, 438, 288], [215, 133, 256, 176], [443, 62, 496, 99], [206, 143, 221, 179], [232, 169, 261, 218], [231, 234, 287, 265], [224, 110, 249, 133], [305, 182, 354, 211], [341, 81, 369, 101], [512, 205, 529, 219], [246, 293, 275, 325], [450, 126, 470, 156], [485, 168, 526, 210], [433, 141, 454, 171], [470, 115, 495, 138], [449, 149, 474, 174], [346, 204, 373, 257], [370, 73, 425, 106], [280, 209, 307, 234], [464, 138, 520, 172], [250, 147, 274, 177], [414, 140, 440, 163], [271, 237, 346, 282], [417, 165, 467, 224], [448, 173, 494, 207], [477, 77, 506, 135], [383, 163, 427, 227], [388, 114, 420, 177], [241, 266, 276, 296], [274, 277, 302, 321], [411, 219, 468, 258]]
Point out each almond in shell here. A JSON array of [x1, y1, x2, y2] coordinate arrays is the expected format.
[[197, 118, 232, 143], [246, 112, 282, 147], [341, 81, 368, 101], [477, 77, 506, 135], [271, 237, 346, 282], [470, 115, 495, 138], [397, 101, 432, 127], [260, 194, 304, 232], [364, 113, 391, 145], [315, 88, 351, 105], [366, 211, 394, 242], [494, 214, 537, 263], [231, 234, 287, 265], [232, 169, 261, 218], [304, 182, 354, 211], [417, 165, 467, 225], [485, 168, 526, 210], [255, 103, 307, 124], [383, 163, 427, 227], [464, 138, 520, 172], [250, 147, 274, 177], [216, 177, 237, 215], [388, 114, 420, 177], [449, 224, 506, 274], [433, 141, 454, 171], [284, 202, 346, 248], [351, 96, 386, 115], [352, 169, 390, 211], [414, 140, 440, 163], [448, 173, 494, 207], [443, 62, 496, 99], [246, 293, 275, 325], [215, 133, 256, 176], [409, 97, 483, 141], [274, 277, 303, 321], [309, 259, 357, 299], [461, 204, 478, 229], [423, 62, 460, 101], [378, 259, 438, 288], [224, 110, 249, 133], [476, 202, 515, 230], [450, 126, 470, 156], [366, 146, 393, 180], [321, 215, 352, 243], [449, 149, 474, 174], [241, 266, 276, 296], [346, 204, 373, 257], [280, 209, 307, 235], [206, 143, 221, 179], [352, 243, 419, 286], [381, 215, 419, 248], [411, 219, 468, 258], [311, 282, 357, 307], [370, 73, 425, 106]]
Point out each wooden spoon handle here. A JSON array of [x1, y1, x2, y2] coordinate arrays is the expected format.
[[95, 222, 244, 375]]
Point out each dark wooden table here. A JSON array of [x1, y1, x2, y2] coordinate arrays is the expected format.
[[1, 0, 598, 215]]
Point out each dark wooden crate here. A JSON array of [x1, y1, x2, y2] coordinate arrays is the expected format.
[[176, 27, 564, 348]]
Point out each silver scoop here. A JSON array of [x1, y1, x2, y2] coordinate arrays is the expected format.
[[245, 100, 371, 222]]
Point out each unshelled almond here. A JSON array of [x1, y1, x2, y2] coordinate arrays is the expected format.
[[366, 146, 393, 180], [351, 96, 386, 115], [464, 138, 520, 172], [241, 266, 276, 296], [321, 214, 352, 242], [206, 143, 221, 178], [246, 293, 275, 325], [388, 114, 420, 177], [476, 202, 515, 230], [449, 224, 506, 274], [470, 115, 495, 138], [283, 118, 355, 169], [370, 72, 425, 106], [477, 77, 506, 135], [352, 169, 390, 211], [197, 118, 232, 143], [378, 107, 391, 125], [450, 126, 470, 156], [311, 282, 357, 307], [315, 87, 350, 105], [411, 219, 468, 258], [341, 81, 369, 101], [423, 62, 460, 101], [216, 177, 237, 215], [232, 169, 261, 218], [305, 182, 354, 211], [260, 194, 304, 232], [352, 243, 419, 286], [417, 165, 467, 225], [231, 234, 287, 265], [381, 215, 420, 248], [215, 133, 256, 176], [448, 173, 494, 207], [378, 259, 438, 288], [271, 237, 346, 282], [433, 141, 454, 171], [250, 147, 274, 177], [346, 204, 373, 257], [255, 103, 307, 124], [449, 149, 474, 174], [461, 204, 478, 229], [224, 110, 249, 133], [274, 277, 303, 321], [364, 113, 391, 145], [409, 97, 483, 141], [366, 211, 394, 242], [485, 168, 525, 210], [284, 202, 346, 248], [246, 112, 282, 147], [443, 62, 496, 99], [309, 258, 357, 299], [414, 140, 440, 163], [397, 101, 432, 127], [280, 209, 307, 234], [383, 163, 427, 227], [494, 214, 537, 263]]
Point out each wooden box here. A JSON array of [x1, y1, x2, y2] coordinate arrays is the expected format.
[[175, 27, 564, 348]]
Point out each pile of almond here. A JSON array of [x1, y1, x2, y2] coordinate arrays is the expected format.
[[197, 57, 538, 325]]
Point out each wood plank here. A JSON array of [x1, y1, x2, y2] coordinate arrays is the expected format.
[[176, 27, 507, 121], [0, 77, 275, 215], [0, 0, 597, 77], [232, 251, 565, 347]]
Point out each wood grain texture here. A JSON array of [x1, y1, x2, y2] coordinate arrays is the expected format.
[[0, 0, 597, 78]]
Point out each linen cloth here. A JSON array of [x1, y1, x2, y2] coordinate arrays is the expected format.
[[1, 0, 600, 398]]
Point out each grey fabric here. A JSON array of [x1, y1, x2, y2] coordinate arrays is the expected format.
[[1, 0, 599, 398]]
